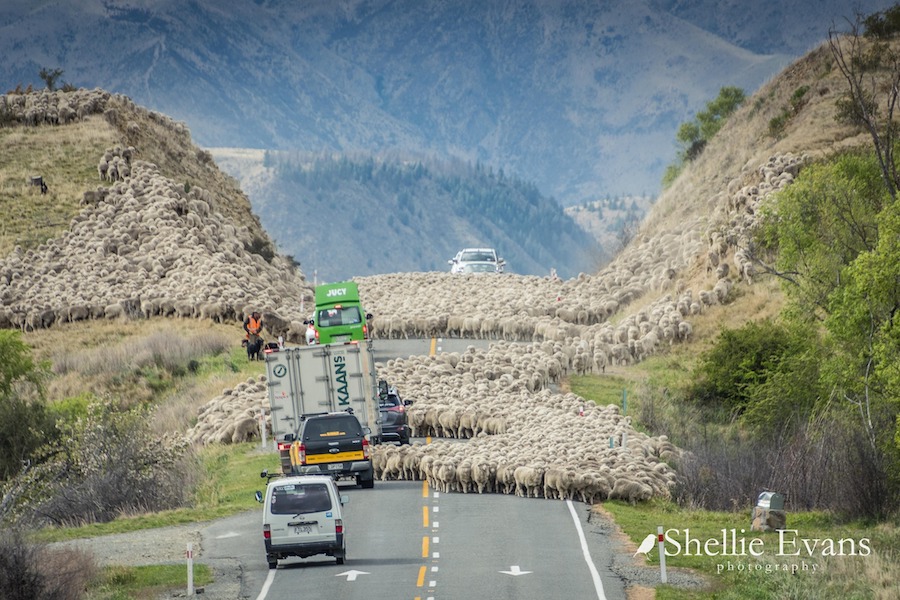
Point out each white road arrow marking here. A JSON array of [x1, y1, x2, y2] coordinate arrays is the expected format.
[[336, 570, 370, 582], [500, 565, 532, 576]]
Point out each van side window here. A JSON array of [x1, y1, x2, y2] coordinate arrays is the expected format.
[[271, 483, 332, 514]]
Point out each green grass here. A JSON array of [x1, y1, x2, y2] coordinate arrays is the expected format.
[[88, 564, 213, 600], [567, 373, 634, 412], [602, 500, 900, 599]]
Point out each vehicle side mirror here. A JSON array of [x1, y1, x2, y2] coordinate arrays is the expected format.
[[447, 259, 454, 265], [366, 313, 373, 320], [255, 491, 263, 503], [404, 399, 414, 406], [260, 469, 269, 478], [340, 494, 349, 505]]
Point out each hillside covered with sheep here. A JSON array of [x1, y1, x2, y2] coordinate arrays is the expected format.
[[2, 17, 900, 563]]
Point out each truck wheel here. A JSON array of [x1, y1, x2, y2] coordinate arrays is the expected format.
[[267, 555, 278, 570], [335, 549, 345, 565], [359, 476, 374, 489]]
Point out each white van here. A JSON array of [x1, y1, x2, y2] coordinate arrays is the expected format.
[[256, 474, 349, 568]]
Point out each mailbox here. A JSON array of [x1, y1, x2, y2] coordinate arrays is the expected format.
[[756, 491, 785, 511]]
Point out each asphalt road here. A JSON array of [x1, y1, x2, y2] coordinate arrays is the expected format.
[[197, 338, 632, 598], [201, 476, 628, 600]]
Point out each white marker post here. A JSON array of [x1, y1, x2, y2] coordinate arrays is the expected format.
[[186, 542, 194, 595], [657, 526, 667, 583]]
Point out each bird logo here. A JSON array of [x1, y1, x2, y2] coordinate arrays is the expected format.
[[633, 533, 657, 558]]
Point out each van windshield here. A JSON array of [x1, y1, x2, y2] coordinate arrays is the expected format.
[[270, 483, 332, 514], [317, 306, 362, 328]]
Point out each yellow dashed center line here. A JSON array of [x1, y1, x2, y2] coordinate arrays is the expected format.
[[430, 337, 436, 356], [416, 565, 427, 587], [423, 505, 430, 528], [422, 536, 430, 558]]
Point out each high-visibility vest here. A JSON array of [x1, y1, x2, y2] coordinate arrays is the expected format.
[[247, 316, 262, 335]]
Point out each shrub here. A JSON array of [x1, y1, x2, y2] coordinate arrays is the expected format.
[[8, 400, 195, 527], [0, 528, 97, 600], [671, 410, 892, 517]]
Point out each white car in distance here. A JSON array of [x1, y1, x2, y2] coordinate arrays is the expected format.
[[448, 247, 506, 274]]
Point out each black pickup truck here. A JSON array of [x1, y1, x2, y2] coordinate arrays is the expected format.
[[289, 412, 375, 489]]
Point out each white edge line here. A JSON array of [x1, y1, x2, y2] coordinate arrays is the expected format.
[[566, 499, 607, 600], [256, 568, 276, 600]]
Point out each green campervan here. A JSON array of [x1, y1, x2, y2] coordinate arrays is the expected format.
[[311, 281, 372, 344]]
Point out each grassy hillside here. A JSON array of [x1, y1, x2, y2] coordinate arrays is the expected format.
[[0, 92, 271, 258]]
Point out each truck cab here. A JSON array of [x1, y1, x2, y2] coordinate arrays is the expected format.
[[312, 281, 372, 344]]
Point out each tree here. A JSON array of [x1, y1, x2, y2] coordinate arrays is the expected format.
[[824, 198, 900, 471], [0, 332, 54, 481], [37, 68, 64, 92], [759, 151, 887, 317], [829, 15, 900, 198], [664, 86, 746, 186]]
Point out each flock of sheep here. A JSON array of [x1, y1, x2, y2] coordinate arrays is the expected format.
[[1, 154, 315, 336], [0, 88, 111, 126], [183, 149, 804, 503], [2, 89, 807, 504]]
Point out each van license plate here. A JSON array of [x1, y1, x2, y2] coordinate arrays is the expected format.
[[328, 463, 343, 471], [294, 525, 312, 534]]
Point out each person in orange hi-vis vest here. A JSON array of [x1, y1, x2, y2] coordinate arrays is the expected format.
[[243, 311, 264, 360]]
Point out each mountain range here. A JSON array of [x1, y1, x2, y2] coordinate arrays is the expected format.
[[1, 0, 894, 205]]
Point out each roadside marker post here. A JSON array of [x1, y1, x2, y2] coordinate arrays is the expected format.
[[186, 543, 194, 595], [657, 526, 667, 583]]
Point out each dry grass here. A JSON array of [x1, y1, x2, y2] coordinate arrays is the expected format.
[[22, 318, 263, 437], [815, 525, 900, 599], [0, 118, 117, 255]]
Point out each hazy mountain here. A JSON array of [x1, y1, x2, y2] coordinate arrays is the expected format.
[[0, 0, 892, 207], [212, 150, 602, 282]]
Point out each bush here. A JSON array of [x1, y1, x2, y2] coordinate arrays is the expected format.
[[671, 411, 893, 517], [0, 528, 97, 600], [8, 401, 195, 527], [0, 331, 55, 481]]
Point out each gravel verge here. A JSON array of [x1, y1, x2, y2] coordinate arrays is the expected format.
[[49, 523, 244, 599]]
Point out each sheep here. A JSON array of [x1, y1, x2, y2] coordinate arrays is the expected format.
[[514, 466, 545, 498]]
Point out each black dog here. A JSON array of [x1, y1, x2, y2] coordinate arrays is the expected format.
[[245, 334, 264, 361]]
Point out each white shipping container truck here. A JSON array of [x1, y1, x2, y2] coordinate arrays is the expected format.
[[265, 342, 382, 444]]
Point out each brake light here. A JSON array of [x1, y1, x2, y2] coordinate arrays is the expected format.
[[362, 437, 370, 459], [277, 442, 291, 452], [335, 519, 343, 534], [362, 323, 368, 338], [263, 524, 271, 540], [298, 443, 307, 465]]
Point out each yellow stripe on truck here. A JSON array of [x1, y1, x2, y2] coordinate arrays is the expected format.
[[305, 450, 365, 464]]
